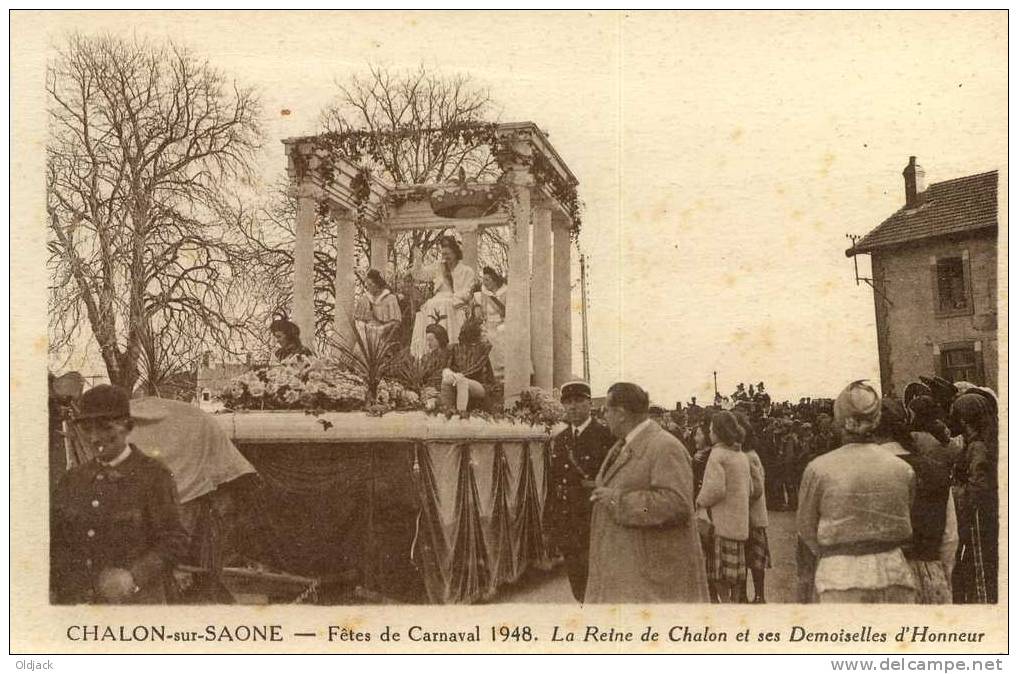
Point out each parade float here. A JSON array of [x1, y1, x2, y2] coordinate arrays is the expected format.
[[208, 122, 582, 604]]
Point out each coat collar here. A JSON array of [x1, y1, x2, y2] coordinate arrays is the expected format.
[[599, 420, 657, 485], [89, 444, 144, 481], [572, 416, 593, 437]]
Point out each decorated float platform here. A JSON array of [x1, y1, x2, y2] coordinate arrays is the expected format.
[[213, 409, 560, 604], [194, 120, 582, 604]]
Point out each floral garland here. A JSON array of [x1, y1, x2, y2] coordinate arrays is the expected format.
[[418, 386, 565, 433], [217, 356, 418, 412], [290, 123, 582, 240], [215, 355, 564, 431]]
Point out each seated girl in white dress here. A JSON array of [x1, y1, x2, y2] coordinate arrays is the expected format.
[[409, 235, 477, 357], [473, 266, 508, 380], [354, 269, 402, 343]]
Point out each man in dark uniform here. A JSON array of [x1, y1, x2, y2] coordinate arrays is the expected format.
[[544, 380, 614, 602], [51, 385, 189, 604]]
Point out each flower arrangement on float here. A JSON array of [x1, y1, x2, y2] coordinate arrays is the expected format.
[[215, 316, 563, 429]]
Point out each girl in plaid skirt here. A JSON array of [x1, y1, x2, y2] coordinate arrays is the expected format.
[[736, 412, 772, 603], [696, 411, 752, 603]]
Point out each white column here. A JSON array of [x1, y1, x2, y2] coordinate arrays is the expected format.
[[460, 225, 479, 270], [531, 204, 554, 390], [333, 208, 357, 349], [552, 221, 573, 387], [369, 231, 389, 273], [292, 182, 318, 349], [503, 181, 533, 404]]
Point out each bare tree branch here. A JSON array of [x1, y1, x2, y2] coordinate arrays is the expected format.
[[47, 33, 263, 393]]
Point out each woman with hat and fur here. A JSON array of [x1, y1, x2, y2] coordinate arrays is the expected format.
[[409, 235, 477, 357], [51, 385, 189, 604], [796, 380, 917, 603], [874, 398, 956, 604], [950, 392, 998, 603]]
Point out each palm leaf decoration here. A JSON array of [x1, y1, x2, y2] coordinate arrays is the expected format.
[[336, 317, 399, 402], [392, 348, 432, 393]]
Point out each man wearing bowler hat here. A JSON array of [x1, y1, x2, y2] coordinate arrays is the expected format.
[[544, 380, 614, 602], [51, 385, 188, 604]]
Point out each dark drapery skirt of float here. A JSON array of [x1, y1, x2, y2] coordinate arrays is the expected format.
[[234, 440, 551, 603]]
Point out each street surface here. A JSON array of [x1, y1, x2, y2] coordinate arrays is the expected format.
[[498, 511, 799, 604]]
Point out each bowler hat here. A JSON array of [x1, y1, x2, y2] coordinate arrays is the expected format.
[[75, 384, 131, 421], [560, 380, 591, 401]]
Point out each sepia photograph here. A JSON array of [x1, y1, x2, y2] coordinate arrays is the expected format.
[[10, 8, 1007, 655]]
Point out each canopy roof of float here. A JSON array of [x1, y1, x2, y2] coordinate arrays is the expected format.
[[282, 122, 579, 233]]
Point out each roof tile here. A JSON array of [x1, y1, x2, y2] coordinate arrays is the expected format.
[[848, 170, 998, 255]]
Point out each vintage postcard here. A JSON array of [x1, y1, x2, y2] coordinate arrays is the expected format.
[[10, 9, 1007, 654]]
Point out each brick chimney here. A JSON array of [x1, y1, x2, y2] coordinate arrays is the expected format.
[[903, 156, 926, 208]]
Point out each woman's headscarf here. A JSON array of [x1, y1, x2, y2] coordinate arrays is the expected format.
[[874, 397, 914, 451], [953, 382, 998, 415], [908, 394, 951, 444], [833, 380, 881, 437], [950, 392, 997, 448]]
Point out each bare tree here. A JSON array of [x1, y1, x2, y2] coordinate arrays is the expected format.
[[46, 33, 262, 392], [321, 64, 504, 268], [229, 65, 511, 349], [224, 178, 351, 349]]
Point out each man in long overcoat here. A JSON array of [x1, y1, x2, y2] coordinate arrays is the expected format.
[[545, 380, 614, 602], [586, 382, 709, 603]]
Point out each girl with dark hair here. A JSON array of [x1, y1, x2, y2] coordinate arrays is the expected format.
[[355, 268, 402, 341], [269, 316, 314, 362], [875, 398, 957, 604], [409, 235, 477, 357], [696, 410, 752, 603], [420, 323, 452, 394], [950, 392, 998, 603], [440, 318, 495, 415]]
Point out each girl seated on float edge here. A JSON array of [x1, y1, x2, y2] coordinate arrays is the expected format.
[[440, 319, 495, 415]]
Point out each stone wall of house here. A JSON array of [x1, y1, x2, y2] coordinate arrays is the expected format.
[[870, 231, 998, 396]]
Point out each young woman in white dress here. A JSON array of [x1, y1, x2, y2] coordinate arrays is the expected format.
[[409, 236, 476, 357], [473, 266, 508, 379]]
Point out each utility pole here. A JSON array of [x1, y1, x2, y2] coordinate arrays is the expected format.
[[580, 253, 591, 383]]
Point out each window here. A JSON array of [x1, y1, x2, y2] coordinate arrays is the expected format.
[[933, 253, 972, 317], [938, 342, 983, 385]]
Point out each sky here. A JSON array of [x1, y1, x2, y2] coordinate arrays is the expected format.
[[43, 10, 1007, 404]]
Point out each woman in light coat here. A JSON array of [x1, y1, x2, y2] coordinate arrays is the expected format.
[[797, 380, 916, 603], [696, 411, 752, 603]]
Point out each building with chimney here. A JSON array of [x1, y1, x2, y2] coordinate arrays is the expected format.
[[847, 157, 999, 396]]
